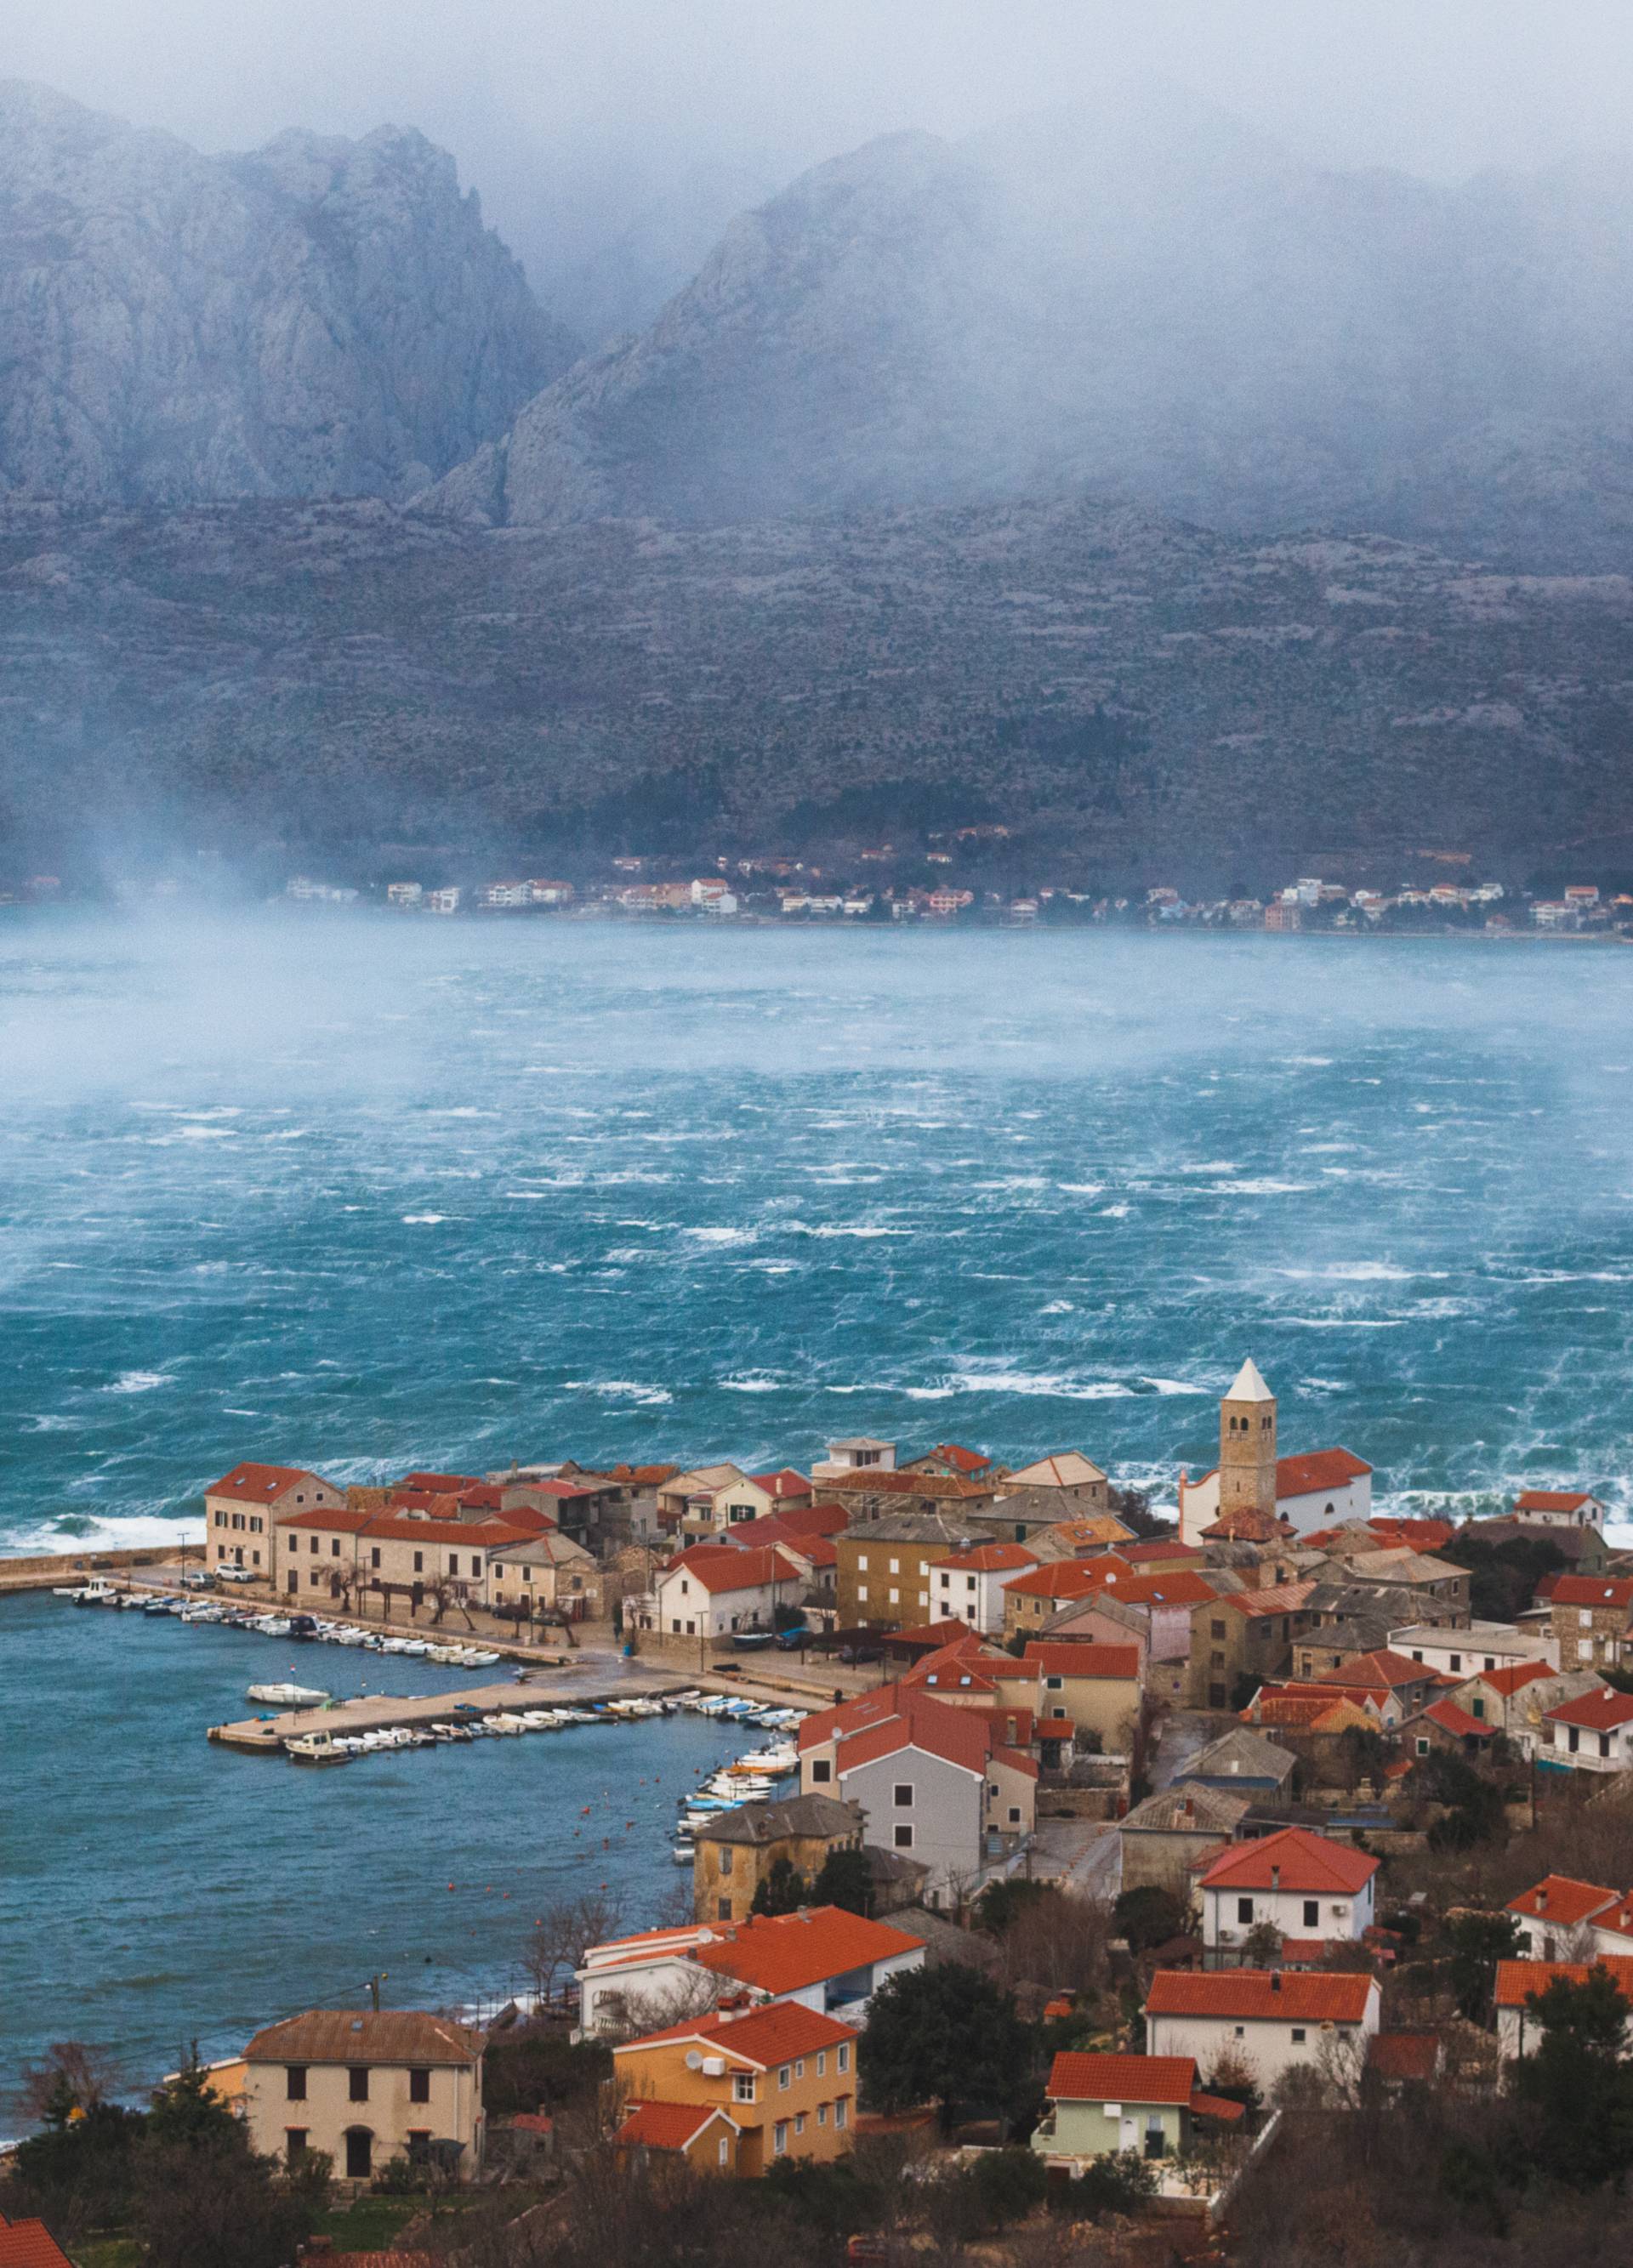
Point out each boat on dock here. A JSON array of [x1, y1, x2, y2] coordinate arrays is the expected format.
[[285, 1731, 350, 1765], [247, 1681, 330, 1707]]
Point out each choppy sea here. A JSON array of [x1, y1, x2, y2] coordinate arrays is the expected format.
[[6, 909, 1633, 2103]]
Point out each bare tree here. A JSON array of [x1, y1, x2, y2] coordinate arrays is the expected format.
[[426, 1573, 475, 1630], [20, 2040, 121, 2122], [594, 1966, 722, 2043], [522, 1890, 629, 2012]]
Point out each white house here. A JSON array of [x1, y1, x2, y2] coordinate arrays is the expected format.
[[931, 1542, 1040, 1634], [1494, 1958, 1633, 2059], [1505, 1874, 1619, 1961], [812, 1437, 897, 1477], [1512, 1489, 1607, 1530], [577, 1906, 925, 2035], [1390, 1621, 1556, 1679], [1180, 1448, 1373, 1545], [1196, 1827, 1378, 1956], [646, 1543, 804, 1642], [1539, 1686, 1633, 1774], [1146, 1970, 1380, 2090]]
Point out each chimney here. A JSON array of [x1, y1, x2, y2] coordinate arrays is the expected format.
[[1271, 1971, 1282, 1993], [1271, 1865, 1280, 1891], [1537, 1889, 1547, 1913], [1182, 1794, 1194, 1820]]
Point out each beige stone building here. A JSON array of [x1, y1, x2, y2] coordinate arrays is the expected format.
[[486, 1530, 600, 1617], [242, 2009, 485, 2185], [206, 1463, 343, 1576], [691, 1794, 865, 1924], [834, 1512, 991, 1630], [998, 1452, 1110, 1515], [1547, 1574, 1633, 1673]]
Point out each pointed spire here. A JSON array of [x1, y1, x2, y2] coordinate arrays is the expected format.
[[1226, 1357, 1274, 1403]]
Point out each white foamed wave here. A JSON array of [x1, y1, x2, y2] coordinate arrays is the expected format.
[[788, 1222, 910, 1238], [3, 1512, 204, 1555], [1209, 1179, 1314, 1196], [1101, 1203, 1131, 1218], [902, 1387, 956, 1401], [1283, 1317, 1405, 1329], [401, 1214, 448, 1225], [683, 1226, 756, 1245], [565, 1379, 674, 1405], [1142, 1378, 1209, 1396], [720, 1375, 785, 1393], [1055, 1183, 1104, 1197], [103, 1370, 174, 1395], [949, 1370, 1135, 1400], [1174, 1161, 1240, 1174], [1040, 1300, 1074, 1314], [26, 1414, 77, 1431], [1279, 1262, 1444, 1282]]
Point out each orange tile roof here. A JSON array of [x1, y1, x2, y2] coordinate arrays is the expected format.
[[939, 1542, 1040, 1572], [838, 1701, 992, 1776], [358, 1514, 540, 1549], [1221, 1582, 1317, 1618], [999, 1562, 1103, 1601], [207, 1462, 333, 1503], [244, 2009, 482, 2065], [1092, 1570, 1219, 1606], [1471, 1661, 1556, 1697], [1021, 1642, 1142, 1681], [1516, 1491, 1599, 1514], [1506, 1875, 1619, 1928], [614, 2100, 739, 2151], [276, 1507, 376, 1534], [920, 1443, 993, 1475], [399, 1470, 486, 1491], [1045, 2052, 1196, 2107], [1147, 1969, 1374, 2023], [616, 1998, 858, 2067], [1120, 1538, 1204, 1564], [1198, 1826, 1378, 1895], [1420, 1697, 1494, 1739], [1494, 1958, 1633, 2009], [0, 2220, 76, 2268], [688, 1908, 922, 1998]]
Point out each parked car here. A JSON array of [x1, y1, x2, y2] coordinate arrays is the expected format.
[[216, 1565, 259, 1583], [179, 1570, 214, 1589]]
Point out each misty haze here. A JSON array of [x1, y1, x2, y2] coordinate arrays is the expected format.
[[6, 11, 1633, 2266]]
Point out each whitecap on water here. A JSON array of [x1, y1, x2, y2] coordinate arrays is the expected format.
[[103, 1370, 174, 1394], [401, 1214, 448, 1225], [1209, 1179, 1314, 1195]]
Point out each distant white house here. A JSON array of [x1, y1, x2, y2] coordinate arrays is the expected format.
[[1147, 1970, 1380, 2090]]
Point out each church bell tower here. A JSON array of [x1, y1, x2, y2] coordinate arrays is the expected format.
[[1219, 1358, 1277, 1519]]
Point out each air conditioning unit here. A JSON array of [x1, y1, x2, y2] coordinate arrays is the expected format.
[[700, 2056, 727, 2077]]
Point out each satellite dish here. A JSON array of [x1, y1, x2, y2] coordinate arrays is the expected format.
[[685, 2049, 703, 2071]]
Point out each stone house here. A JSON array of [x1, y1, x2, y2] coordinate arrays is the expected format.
[[207, 1463, 343, 1576], [996, 1452, 1111, 1515], [1178, 1726, 1297, 1805], [1118, 1782, 1253, 1892], [645, 1543, 805, 1646], [242, 2009, 484, 2186], [1185, 1583, 1320, 1709], [1547, 1575, 1633, 1675], [484, 1530, 600, 1617], [691, 1795, 865, 1924], [834, 1511, 993, 1630]]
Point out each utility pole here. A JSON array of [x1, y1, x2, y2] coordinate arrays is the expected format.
[[366, 1971, 387, 2012]]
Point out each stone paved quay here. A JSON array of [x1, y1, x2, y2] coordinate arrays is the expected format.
[[207, 1671, 689, 1753]]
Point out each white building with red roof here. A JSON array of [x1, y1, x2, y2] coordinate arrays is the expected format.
[[1494, 1958, 1633, 2059], [930, 1540, 1041, 1633], [644, 1543, 806, 1643], [577, 1905, 922, 2035], [1505, 1873, 1620, 1960], [1512, 1488, 1607, 1531], [1146, 1968, 1380, 2088], [1196, 1825, 1379, 1957], [1541, 1684, 1633, 1772], [1177, 1364, 1371, 1543]]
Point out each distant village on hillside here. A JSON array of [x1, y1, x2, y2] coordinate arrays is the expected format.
[[13, 1367, 1633, 2263], [271, 864, 1626, 935]]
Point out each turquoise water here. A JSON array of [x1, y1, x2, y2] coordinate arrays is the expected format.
[[6, 912, 1633, 2104], [3, 913, 1632, 1536]]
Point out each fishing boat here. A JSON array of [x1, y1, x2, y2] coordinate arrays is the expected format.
[[673, 1839, 696, 1863], [246, 1682, 330, 1707], [65, 1582, 120, 1606], [285, 1731, 350, 1765]]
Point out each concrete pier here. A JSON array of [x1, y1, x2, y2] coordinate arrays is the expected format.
[[208, 1674, 690, 1754]]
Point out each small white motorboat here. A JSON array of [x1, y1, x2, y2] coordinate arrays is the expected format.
[[248, 1682, 330, 1707]]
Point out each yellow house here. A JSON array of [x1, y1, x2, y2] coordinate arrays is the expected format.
[[612, 2000, 859, 2176], [998, 1644, 1143, 1750]]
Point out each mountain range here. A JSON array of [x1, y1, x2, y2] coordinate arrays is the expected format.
[[4, 80, 1633, 877], [0, 81, 578, 507]]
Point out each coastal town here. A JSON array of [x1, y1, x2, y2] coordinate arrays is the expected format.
[[10, 1369, 1633, 2266], [273, 863, 1631, 938]]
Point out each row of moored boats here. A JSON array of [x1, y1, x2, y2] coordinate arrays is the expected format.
[[669, 1693, 807, 1862], [57, 1585, 501, 1667]]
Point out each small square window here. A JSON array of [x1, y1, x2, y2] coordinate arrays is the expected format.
[[893, 1822, 914, 1849], [893, 1782, 913, 1807], [1291, 2028, 1307, 2045]]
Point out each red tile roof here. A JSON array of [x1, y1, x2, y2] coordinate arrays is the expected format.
[[1221, 1582, 1318, 1618], [276, 1507, 376, 1534], [1000, 1562, 1103, 1602], [1091, 1570, 1220, 1606], [1419, 1697, 1494, 1740], [661, 1543, 804, 1594], [1275, 1448, 1373, 1496], [1189, 2089, 1248, 2122], [736, 1503, 850, 1543], [358, 1514, 541, 1549], [1045, 2052, 1196, 2107], [1506, 1875, 1619, 1928], [1368, 1518, 1455, 1549], [1120, 1538, 1205, 1565], [939, 1542, 1040, 1572], [1198, 1826, 1378, 1895], [687, 1909, 922, 1998], [1516, 1491, 1599, 1514], [1312, 1649, 1431, 1690], [1021, 1642, 1142, 1681], [1471, 1661, 1556, 1697], [1147, 1969, 1375, 2023], [1366, 2032, 1441, 2082], [614, 2100, 739, 2152], [0, 2220, 76, 2268], [920, 1443, 993, 1475], [1494, 1957, 1633, 2009], [838, 1700, 993, 1776], [749, 1469, 813, 1498], [1549, 1575, 1633, 1611], [207, 1462, 332, 1503], [399, 1471, 486, 1492], [1547, 1687, 1633, 1731]]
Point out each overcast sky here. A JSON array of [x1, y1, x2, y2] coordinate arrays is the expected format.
[[10, 0, 1633, 271]]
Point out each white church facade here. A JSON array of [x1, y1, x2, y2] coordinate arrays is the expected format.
[[1177, 1360, 1372, 1545]]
